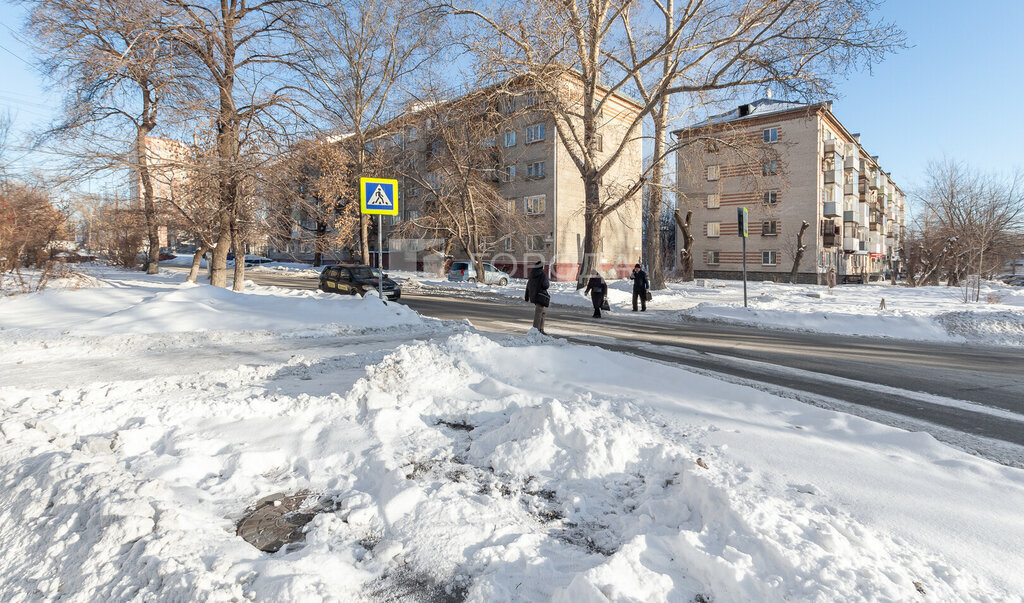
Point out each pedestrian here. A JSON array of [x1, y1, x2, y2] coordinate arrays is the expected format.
[[584, 269, 607, 318], [524, 261, 550, 334], [827, 266, 837, 293], [629, 263, 649, 311]]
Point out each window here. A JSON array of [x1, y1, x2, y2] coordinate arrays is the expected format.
[[763, 128, 778, 143], [504, 237, 514, 251], [763, 160, 778, 176], [707, 165, 720, 181], [707, 250, 720, 265], [527, 161, 547, 179], [390, 214, 401, 225], [706, 221, 721, 237], [504, 130, 516, 147], [526, 123, 546, 143], [425, 117, 434, 130], [406, 127, 419, 142], [762, 220, 778, 236], [762, 250, 778, 266], [523, 91, 539, 107], [425, 172, 439, 190], [407, 183, 419, 198], [507, 198, 516, 214], [430, 140, 445, 156], [706, 194, 720, 209], [503, 99, 515, 115], [595, 134, 603, 152], [408, 210, 419, 220], [763, 190, 777, 205], [501, 165, 516, 182], [527, 235, 546, 251], [481, 136, 495, 148], [525, 194, 546, 215]]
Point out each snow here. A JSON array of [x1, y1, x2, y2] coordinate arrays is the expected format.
[[2, 266, 1023, 601], [399, 271, 1024, 346]]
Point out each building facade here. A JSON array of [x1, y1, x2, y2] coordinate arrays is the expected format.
[[673, 99, 906, 283], [383, 77, 644, 280]]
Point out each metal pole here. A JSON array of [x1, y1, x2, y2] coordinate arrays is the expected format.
[[377, 214, 384, 301], [742, 235, 748, 308]]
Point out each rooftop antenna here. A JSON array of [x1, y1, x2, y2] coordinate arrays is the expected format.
[[766, 88, 773, 99]]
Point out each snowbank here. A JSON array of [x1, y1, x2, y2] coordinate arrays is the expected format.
[[2, 268, 1022, 600]]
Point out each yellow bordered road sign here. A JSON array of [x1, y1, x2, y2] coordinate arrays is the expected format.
[[360, 177, 399, 215]]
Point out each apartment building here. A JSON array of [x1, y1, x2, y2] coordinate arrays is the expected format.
[[673, 99, 906, 283], [382, 76, 644, 280], [128, 136, 193, 250]]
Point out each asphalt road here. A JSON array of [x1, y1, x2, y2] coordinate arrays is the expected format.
[[235, 269, 1024, 452]]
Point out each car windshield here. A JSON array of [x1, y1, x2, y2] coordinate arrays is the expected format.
[[350, 267, 376, 279]]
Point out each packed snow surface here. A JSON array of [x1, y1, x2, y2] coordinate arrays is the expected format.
[[399, 271, 1024, 346], [2, 267, 1023, 601]]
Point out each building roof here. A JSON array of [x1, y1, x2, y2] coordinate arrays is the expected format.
[[709, 98, 811, 123]]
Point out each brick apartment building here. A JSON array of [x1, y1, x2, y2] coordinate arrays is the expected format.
[[673, 99, 906, 283], [382, 75, 644, 280]]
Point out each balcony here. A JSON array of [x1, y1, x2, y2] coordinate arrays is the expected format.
[[843, 237, 859, 252], [869, 172, 882, 190], [823, 202, 840, 217], [859, 240, 867, 252], [844, 210, 855, 223], [824, 139, 837, 154], [824, 168, 843, 185]]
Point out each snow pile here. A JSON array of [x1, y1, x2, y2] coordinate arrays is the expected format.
[[2, 268, 1023, 600], [0, 265, 419, 335]]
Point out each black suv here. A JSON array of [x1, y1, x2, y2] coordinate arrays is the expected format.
[[319, 265, 401, 300]]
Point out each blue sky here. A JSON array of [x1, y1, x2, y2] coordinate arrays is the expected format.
[[2, 0, 1022, 193]]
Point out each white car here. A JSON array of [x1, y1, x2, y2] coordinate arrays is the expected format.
[[447, 261, 510, 286]]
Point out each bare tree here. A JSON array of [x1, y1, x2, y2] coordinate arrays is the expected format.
[[297, 0, 442, 265], [453, 0, 904, 287], [917, 159, 1024, 301], [25, 0, 190, 274], [165, 0, 308, 291]]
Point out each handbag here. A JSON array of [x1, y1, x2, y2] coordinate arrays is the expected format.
[[535, 290, 551, 308], [601, 298, 610, 311], [645, 290, 653, 302]]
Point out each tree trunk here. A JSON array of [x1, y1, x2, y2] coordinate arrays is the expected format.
[[359, 213, 370, 264], [210, 214, 232, 288], [673, 209, 694, 281], [576, 175, 603, 288], [137, 126, 160, 275], [314, 219, 327, 266], [187, 243, 209, 283], [231, 214, 245, 292], [789, 221, 810, 284], [644, 89, 670, 290]]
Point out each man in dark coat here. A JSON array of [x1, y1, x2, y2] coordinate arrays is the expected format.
[[584, 270, 606, 318], [524, 261, 550, 334], [629, 263, 649, 311]]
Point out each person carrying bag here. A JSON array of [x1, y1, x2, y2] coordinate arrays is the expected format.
[[525, 261, 550, 334]]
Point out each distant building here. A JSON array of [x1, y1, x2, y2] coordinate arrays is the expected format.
[[673, 99, 906, 283], [381, 75, 644, 280], [128, 136, 192, 250]]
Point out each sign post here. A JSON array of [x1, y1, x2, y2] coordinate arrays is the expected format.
[[359, 177, 399, 301], [737, 207, 748, 308]]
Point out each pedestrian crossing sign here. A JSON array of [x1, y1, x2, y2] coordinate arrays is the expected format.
[[360, 177, 399, 215]]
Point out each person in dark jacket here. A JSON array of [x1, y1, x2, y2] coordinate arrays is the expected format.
[[629, 263, 649, 311], [584, 270, 606, 318], [524, 261, 550, 334]]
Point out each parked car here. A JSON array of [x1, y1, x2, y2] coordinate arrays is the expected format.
[[319, 264, 401, 300], [447, 261, 510, 286], [243, 255, 274, 267], [1001, 274, 1024, 286]]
